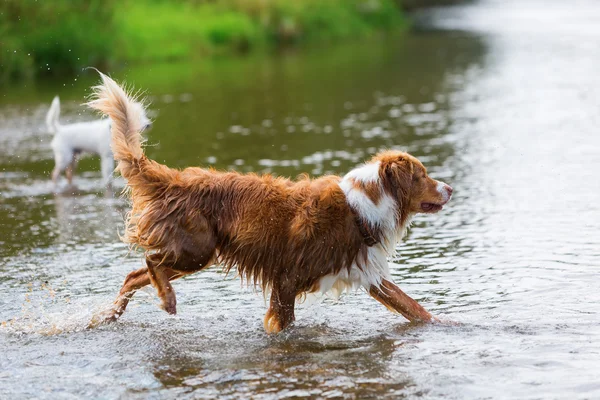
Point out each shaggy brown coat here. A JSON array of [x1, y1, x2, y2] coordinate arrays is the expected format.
[[88, 72, 452, 333]]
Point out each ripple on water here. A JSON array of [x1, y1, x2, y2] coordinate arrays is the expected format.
[[2, 3, 600, 398]]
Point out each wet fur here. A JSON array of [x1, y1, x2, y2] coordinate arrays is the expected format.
[[88, 72, 452, 333]]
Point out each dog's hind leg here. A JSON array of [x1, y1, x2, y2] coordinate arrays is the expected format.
[[146, 230, 217, 315], [146, 254, 181, 315], [89, 265, 182, 327], [91, 230, 215, 327], [65, 153, 79, 186], [51, 151, 73, 185], [116, 266, 182, 318], [51, 166, 61, 184], [369, 279, 435, 322], [65, 160, 75, 186], [89, 266, 150, 327], [65, 166, 73, 186], [109, 266, 153, 322]]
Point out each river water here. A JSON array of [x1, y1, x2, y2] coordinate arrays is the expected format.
[[1, 1, 599, 398]]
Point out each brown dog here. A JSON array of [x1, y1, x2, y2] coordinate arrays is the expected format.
[[88, 72, 452, 333]]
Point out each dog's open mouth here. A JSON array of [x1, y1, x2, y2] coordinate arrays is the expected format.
[[421, 202, 444, 213]]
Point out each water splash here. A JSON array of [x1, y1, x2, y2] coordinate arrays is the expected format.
[[1, 281, 116, 336]]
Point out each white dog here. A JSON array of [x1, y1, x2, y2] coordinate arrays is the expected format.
[[46, 95, 151, 187]]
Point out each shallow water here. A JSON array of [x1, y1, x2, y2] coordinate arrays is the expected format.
[[1, 1, 600, 398]]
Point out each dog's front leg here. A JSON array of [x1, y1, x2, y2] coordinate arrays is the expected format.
[[264, 284, 296, 334], [100, 156, 114, 188], [369, 279, 436, 322]]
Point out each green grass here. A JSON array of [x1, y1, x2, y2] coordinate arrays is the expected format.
[[0, 0, 406, 83], [115, 2, 263, 62]]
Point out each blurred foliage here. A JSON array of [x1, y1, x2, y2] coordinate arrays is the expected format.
[[0, 0, 115, 82], [1, 0, 406, 83], [399, 0, 472, 11]]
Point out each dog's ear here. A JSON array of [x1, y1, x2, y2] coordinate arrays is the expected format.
[[380, 156, 413, 202]]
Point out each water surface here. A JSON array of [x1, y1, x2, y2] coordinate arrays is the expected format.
[[1, 1, 600, 398]]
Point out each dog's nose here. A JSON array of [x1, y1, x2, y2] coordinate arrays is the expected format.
[[445, 185, 453, 197]]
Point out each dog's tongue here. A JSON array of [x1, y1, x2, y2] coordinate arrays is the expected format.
[[422, 203, 434, 211], [422, 202, 442, 212]]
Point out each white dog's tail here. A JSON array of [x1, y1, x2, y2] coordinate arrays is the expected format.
[[46, 96, 60, 134]]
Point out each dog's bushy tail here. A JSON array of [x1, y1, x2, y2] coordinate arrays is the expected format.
[[87, 71, 177, 248], [87, 71, 174, 180], [87, 71, 145, 173], [46, 96, 60, 134]]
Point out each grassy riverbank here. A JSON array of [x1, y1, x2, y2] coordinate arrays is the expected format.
[[0, 0, 405, 83]]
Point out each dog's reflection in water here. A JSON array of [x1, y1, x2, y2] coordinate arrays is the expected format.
[[53, 186, 122, 246]]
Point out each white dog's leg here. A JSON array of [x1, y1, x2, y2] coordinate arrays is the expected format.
[[100, 156, 115, 188], [51, 166, 61, 184], [52, 151, 73, 185], [65, 155, 79, 186]]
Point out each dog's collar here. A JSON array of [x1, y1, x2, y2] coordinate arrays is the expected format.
[[349, 207, 379, 247]]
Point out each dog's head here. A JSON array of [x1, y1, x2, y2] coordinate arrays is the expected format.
[[375, 150, 452, 214]]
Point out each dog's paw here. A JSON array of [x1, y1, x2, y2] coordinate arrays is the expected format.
[[160, 300, 177, 315], [87, 309, 119, 329], [264, 314, 283, 334], [427, 315, 460, 326]]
